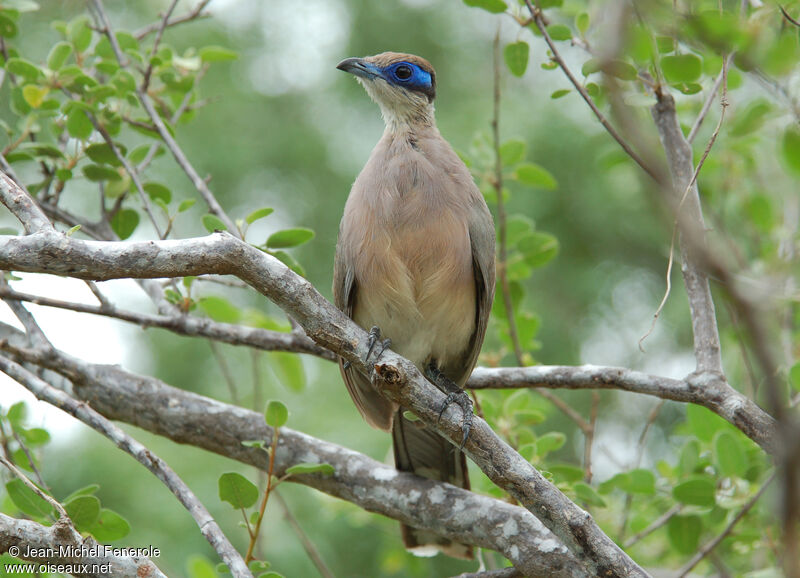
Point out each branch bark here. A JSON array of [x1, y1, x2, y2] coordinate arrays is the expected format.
[[0, 352, 252, 578], [469, 365, 777, 454], [0, 513, 165, 577], [0, 322, 586, 577]]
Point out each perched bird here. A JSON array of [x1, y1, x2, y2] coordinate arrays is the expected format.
[[334, 52, 496, 559]]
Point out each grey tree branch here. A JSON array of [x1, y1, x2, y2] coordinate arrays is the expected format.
[[650, 91, 724, 375], [469, 365, 777, 454], [0, 324, 586, 577], [0, 227, 646, 575], [0, 353, 252, 578], [0, 513, 166, 577], [133, 0, 212, 40], [0, 285, 335, 360], [0, 170, 52, 234]]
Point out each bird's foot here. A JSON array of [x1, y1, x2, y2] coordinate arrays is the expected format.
[[425, 363, 473, 450], [365, 326, 391, 365]]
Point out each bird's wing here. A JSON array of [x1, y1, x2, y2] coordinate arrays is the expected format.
[[445, 197, 496, 386], [333, 235, 395, 432]]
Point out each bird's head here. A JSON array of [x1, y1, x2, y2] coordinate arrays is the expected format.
[[337, 52, 436, 130]]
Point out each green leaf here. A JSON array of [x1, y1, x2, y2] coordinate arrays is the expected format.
[[499, 139, 526, 165], [269, 249, 306, 276], [549, 464, 584, 483], [782, 126, 800, 177], [110, 209, 140, 240], [673, 476, 716, 506], [535, 432, 566, 456], [199, 296, 241, 323], [0, 13, 18, 38], [178, 199, 197, 213], [269, 351, 305, 392], [202, 213, 227, 232], [21, 85, 48, 108], [187, 555, 217, 578], [514, 163, 557, 189], [790, 362, 800, 392], [87, 508, 130, 541], [518, 232, 559, 268], [265, 400, 289, 428], [62, 484, 100, 503], [504, 41, 529, 77], [573, 482, 606, 507], [143, 182, 171, 203], [714, 431, 747, 478], [551, 89, 570, 99], [47, 41, 73, 70], [730, 99, 771, 137], [575, 12, 589, 35], [5, 57, 43, 82], [218, 472, 259, 509], [7, 401, 27, 427], [661, 54, 702, 83], [547, 24, 572, 41], [129, 144, 163, 164], [668, 515, 702, 554], [686, 404, 728, 442], [66, 108, 93, 139], [18, 427, 50, 447], [5, 479, 53, 519], [462, 0, 507, 13], [85, 143, 124, 166], [67, 16, 92, 52], [64, 495, 100, 531], [656, 36, 675, 53], [199, 46, 239, 62], [83, 164, 121, 182], [624, 469, 656, 495], [246, 207, 274, 225], [285, 463, 335, 476], [266, 228, 315, 249], [249, 561, 271, 573]]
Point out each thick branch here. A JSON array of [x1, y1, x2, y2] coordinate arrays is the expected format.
[[0, 354, 252, 578], [0, 222, 648, 574], [0, 170, 52, 234], [0, 514, 165, 577], [0, 325, 586, 577], [469, 365, 778, 454], [650, 92, 723, 375], [0, 285, 335, 360]]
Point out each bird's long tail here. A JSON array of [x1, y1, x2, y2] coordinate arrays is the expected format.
[[391, 409, 473, 559]]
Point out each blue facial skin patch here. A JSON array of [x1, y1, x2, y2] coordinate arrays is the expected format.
[[383, 62, 433, 92]]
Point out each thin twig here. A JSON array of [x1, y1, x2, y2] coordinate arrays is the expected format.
[[780, 5, 800, 27], [11, 430, 49, 492], [209, 341, 239, 404], [134, 0, 213, 40], [490, 25, 591, 434], [0, 353, 253, 577], [687, 62, 729, 143], [583, 392, 599, 483], [274, 491, 335, 578], [0, 285, 335, 361], [142, 0, 179, 91], [677, 472, 776, 576], [245, 426, 279, 564], [641, 55, 730, 360], [623, 504, 680, 548], [0, 454, 68, 520], [88, 113, 165, 238], [522, 0, 663, 184]]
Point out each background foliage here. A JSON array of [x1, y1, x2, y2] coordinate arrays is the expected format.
[[0, 0, 797, 575]]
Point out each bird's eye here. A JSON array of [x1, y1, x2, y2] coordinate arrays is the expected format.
[[395, 65, 412, 80]]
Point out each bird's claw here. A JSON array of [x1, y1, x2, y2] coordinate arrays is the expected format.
[[364, 326, 391, 365], [437, 390, 473, 450]]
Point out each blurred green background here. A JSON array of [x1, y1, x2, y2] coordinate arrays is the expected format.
[[1, 0, 795, 575]]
